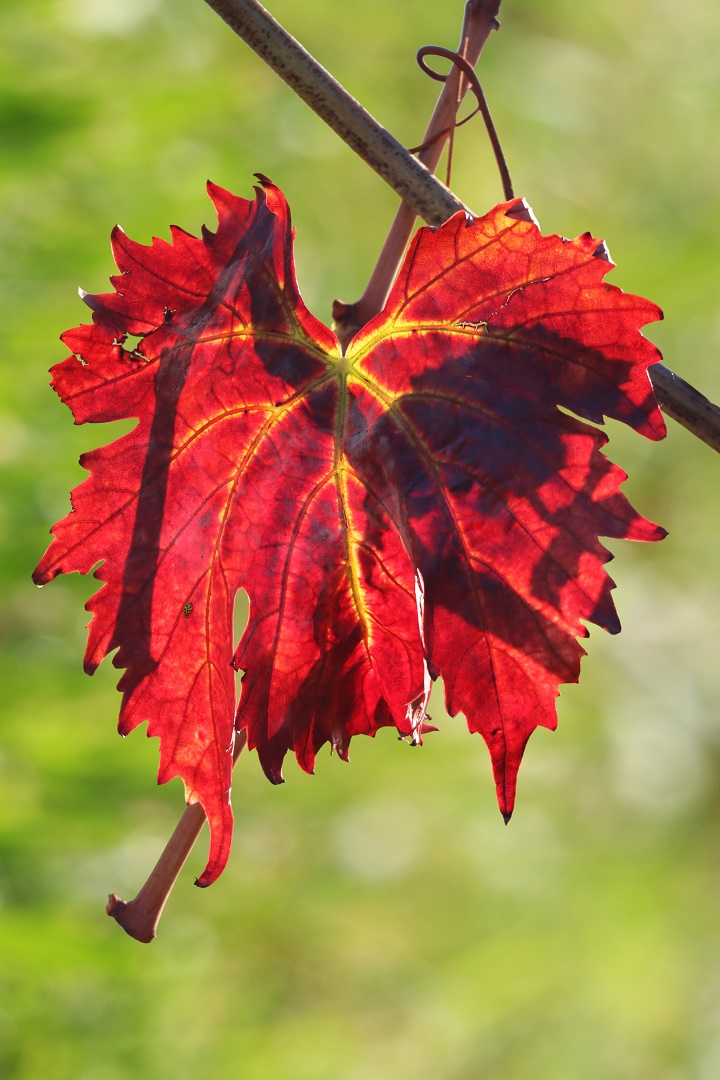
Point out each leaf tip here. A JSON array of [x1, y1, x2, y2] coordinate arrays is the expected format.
[[502, 811, 513, 825], [77, 288, 106, 315], [504, 198, 539, 227], [592, 240, 612, 262]]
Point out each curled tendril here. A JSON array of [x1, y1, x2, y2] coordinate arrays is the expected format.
[[409, 45, 514, 201]]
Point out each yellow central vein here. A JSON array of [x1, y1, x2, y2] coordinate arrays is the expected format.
[[333, 373, 374, 668]]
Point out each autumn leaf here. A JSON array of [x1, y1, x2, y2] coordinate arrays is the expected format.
[[33, 178, 666, 885]]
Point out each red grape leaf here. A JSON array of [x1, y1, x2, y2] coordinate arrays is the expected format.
[[34, 179, 666, 885]]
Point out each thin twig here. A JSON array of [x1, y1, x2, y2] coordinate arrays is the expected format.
[[203, 0, 467, 225], [107, 730, 248, 943], [333, 0, 501, 348], [651, 363, 720, 454]]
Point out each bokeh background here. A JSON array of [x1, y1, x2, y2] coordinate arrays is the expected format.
[[2, 1, 720, 1077]]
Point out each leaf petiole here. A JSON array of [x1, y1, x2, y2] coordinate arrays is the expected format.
[[107, 730, 247, 943], [333, 0, 502, 350]]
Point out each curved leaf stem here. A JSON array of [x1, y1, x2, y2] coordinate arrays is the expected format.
[[107, 730, 247, 943]]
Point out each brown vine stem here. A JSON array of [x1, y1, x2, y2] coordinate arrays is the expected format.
[[107, 730, 247, 943], [333, 0, 501, 350], [203, 0, 467, 225], [651, 364, 720, 454]]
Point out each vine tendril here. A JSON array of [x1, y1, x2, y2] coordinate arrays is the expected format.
[[409, 45, 514, 201]]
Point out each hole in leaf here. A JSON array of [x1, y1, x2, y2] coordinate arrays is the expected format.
[[233, 587, 250, 681]]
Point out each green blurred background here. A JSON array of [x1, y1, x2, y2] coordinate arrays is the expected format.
[[2, 1, 720, 1076]]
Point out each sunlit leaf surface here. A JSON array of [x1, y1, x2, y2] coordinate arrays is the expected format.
[[34, 180, 666, 883]]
